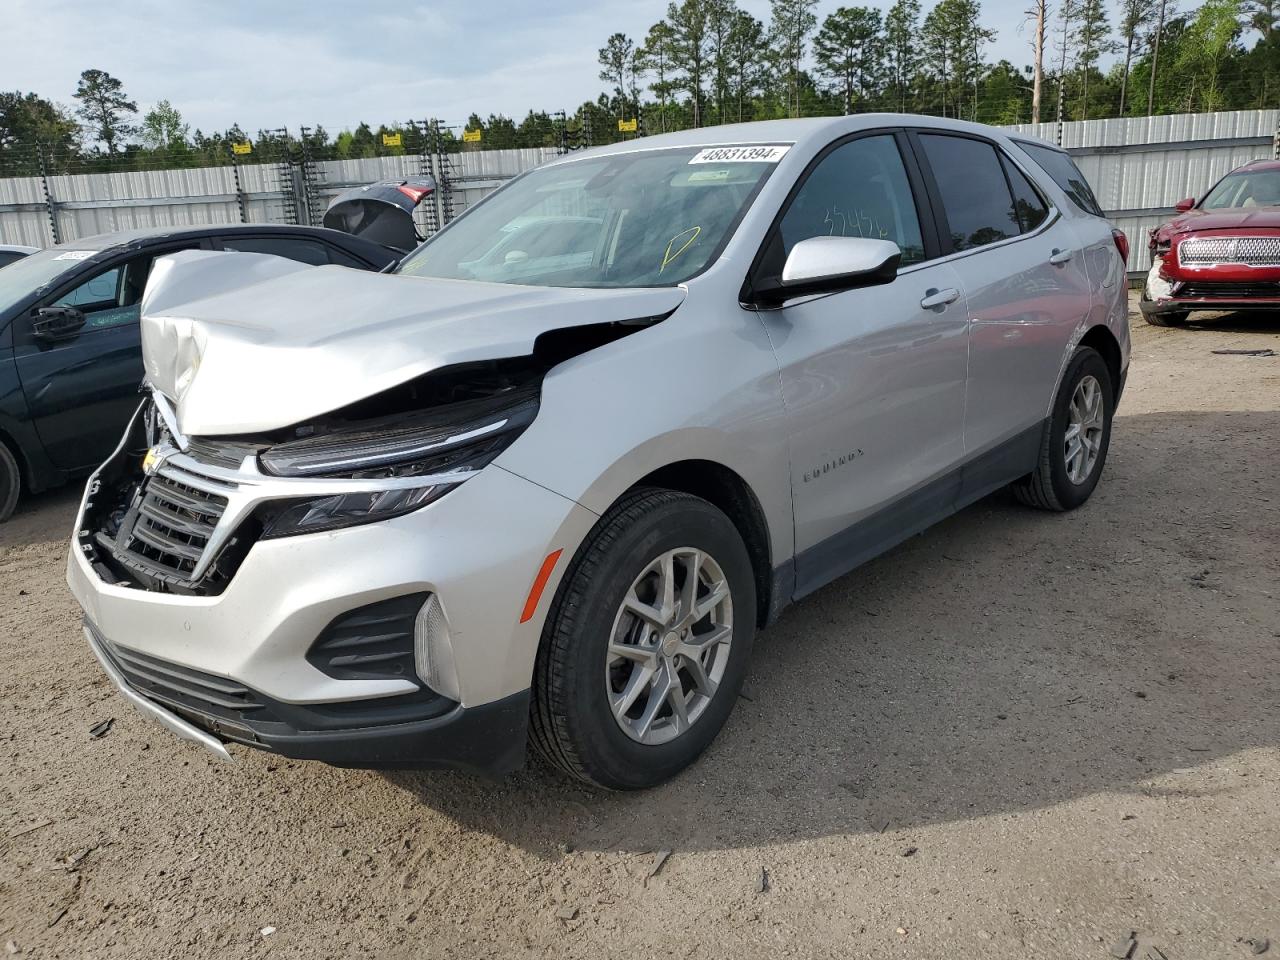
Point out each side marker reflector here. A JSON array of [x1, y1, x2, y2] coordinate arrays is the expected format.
[[520, 549, 564, 624]]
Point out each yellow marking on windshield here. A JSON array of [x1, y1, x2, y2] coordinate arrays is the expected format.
[[660, 226, 701, 274]]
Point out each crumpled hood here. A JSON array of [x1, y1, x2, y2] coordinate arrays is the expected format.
[[141, 250, 685, 436]]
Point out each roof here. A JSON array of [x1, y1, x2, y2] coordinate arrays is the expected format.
[[546, 114, 1050, 164], [50, 223, 349, 252], [0, 244, 39, 254], [1234, 158, 1280, 172]]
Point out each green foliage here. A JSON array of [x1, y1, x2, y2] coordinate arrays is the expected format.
[[140, 100, 188, 151]]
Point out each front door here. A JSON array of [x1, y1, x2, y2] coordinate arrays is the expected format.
[[753, 132, 970, 597]]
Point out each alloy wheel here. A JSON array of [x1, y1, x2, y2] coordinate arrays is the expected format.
[[1064, 374, 1105, 485], [605, 547, 734, 745]]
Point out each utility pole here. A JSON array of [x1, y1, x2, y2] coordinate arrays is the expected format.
[[1031, 0, 1047, 124], [1055, 0, 1073, 144], [1147, 0, 1166, 116]]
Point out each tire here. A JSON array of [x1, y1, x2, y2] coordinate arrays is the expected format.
[[1012, 346, 1114, 512], [1143, 308, 1188, 327], [530, 488, 756, 790], [0, 442, 20, 523]]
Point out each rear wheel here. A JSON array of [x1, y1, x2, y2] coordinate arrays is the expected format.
[[0, 443, 20, 523], [1013, 346, 1114, 512], [530, 489, 755, 790]]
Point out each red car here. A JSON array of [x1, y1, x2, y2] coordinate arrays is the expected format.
[[1140, 159, 1280, 326]]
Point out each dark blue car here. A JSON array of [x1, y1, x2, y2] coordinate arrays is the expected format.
[[0, 225, 401, 521]]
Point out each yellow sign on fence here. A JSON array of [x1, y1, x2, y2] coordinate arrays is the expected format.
[[382, 132, 402, 147], [618, 118, 638, 132], [231, 141, 252, 155], [462, 129, 482, 143]]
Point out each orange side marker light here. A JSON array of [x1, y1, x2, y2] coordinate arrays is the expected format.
[[519, 549, 563, 623]]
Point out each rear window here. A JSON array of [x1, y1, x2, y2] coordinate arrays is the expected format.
[[1016, 142, 1104, 217]]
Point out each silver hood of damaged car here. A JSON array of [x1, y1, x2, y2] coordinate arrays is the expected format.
[[140, 250, 687, 436]]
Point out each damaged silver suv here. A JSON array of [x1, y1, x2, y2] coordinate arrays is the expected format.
[[68, 116, 1130, 789]]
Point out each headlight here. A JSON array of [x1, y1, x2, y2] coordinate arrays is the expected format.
[[256, 390, 538, 538], [259, 392, 538, 479], [260, 485, 449, 539]]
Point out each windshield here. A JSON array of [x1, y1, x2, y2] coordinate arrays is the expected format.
[[0, 248, 94, 316], [396, 145, 787, 288], [1202, 169, 1280, 209]]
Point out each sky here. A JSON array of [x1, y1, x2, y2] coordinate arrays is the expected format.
[[5, 0, 1043, 137]]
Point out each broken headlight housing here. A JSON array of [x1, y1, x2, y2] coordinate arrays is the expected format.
[[257, 391, 538, 539]]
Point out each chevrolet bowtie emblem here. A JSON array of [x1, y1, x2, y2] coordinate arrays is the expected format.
[[142, 447, 164, 475]]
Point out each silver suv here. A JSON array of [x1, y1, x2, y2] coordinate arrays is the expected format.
[[68, 116, 1130, 789]]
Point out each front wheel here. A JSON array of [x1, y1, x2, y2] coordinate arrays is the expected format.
[[530, 489, 756, 790], [1012, 346, 1114, 512], [1143, 308, 1188, 327]]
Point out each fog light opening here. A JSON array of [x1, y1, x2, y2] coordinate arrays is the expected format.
[[414, 594, 461, 701]]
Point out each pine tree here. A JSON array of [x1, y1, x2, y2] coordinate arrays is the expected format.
[[73, 69, 137, 155], [884, 0, 922, 111], [813, 7, 884, 114], [770, 0, 820, 117]]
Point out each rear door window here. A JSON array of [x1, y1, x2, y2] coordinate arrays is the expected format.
[[1015, 142, 1104, 217], [1002, 157, 1050, 233], [918, 134, 1020, 251]]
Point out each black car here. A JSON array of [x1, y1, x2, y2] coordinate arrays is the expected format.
[[0, 224, 402, 521]]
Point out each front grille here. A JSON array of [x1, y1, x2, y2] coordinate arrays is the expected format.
[[1176, 281, 1280, 298], [89, 620, 458, 746], [1179, 236, 1280, 267], [104, 639, 266, 718], [115, 472, 229, 582]]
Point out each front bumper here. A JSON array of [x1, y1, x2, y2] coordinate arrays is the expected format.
[[68, 460, 598, 772], [1140, 295, 1280, 316], [85, 620, 530, 774]]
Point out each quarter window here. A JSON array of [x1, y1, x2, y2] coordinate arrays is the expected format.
[[776, 135, 926, 265], [1015, 142, 1104, 217]]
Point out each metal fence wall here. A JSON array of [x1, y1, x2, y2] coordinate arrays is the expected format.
[[0, 146, 561, 249], [2, 111, 1277, 274]]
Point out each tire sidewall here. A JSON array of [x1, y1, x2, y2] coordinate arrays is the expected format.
[[1046, 348, 1113, 510], [0, 444, 19, 523], [554, 497, 755, 790]]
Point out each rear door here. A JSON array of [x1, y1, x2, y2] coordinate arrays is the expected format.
[[754, 131, 970, 596], [913, 132, 1094, 458], [12, 242, 206, 470]]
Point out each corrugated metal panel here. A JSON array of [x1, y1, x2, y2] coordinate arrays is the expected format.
[[1003, 109, 1279, 148], [0, 175, 53, 246]]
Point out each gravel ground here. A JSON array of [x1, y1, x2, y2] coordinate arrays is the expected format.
[[1, 301, 1277, 960]]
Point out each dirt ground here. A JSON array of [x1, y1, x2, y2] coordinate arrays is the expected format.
[[1, 299, 1277, 960]]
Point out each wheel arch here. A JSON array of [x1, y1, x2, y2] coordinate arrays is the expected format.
[[627, 459, 777, 628], [1079, 323, 1123, 402]]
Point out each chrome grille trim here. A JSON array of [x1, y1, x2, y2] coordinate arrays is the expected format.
[[1178, 236, 1280, 267]]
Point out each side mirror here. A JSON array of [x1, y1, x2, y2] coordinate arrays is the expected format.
[[32, 305, 86, 342], [752, 237, 901, 306], [1174, 197, 1195, 213]]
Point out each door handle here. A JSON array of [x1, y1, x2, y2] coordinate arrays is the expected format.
[[1049, 248, 1073, 265], [920, 287, 960, 309]]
